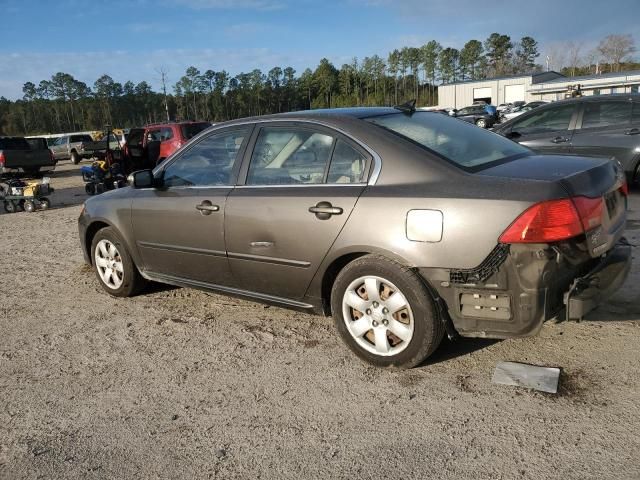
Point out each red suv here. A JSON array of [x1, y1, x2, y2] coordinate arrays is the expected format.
[[124, 121, 211, 170]]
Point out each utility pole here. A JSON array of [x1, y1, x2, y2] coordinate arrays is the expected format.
[[157, 67, 170, 122]]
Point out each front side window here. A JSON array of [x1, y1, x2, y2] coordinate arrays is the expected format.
[[511, 104, 576, 134], [247, 127, 334, 185], [160, 127, 174, 141], [162, 128, 248, 187], [581, 101, 631, 129], [365, 112, 529, 170]]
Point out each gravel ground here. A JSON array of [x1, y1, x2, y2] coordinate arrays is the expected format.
[[1, 162, 639, 480]]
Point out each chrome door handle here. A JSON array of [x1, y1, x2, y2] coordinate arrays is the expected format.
[[309, 201, 343, 220], [551, 136, 569, 144], [195, 201, 219, 215]]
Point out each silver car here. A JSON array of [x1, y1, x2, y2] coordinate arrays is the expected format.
[[78, 106, 631, 368]]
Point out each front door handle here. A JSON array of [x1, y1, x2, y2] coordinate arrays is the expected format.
[[551, 136, 569, 144], [195, 200, 220, 215], [625, 128, 640, 135], [309, 201, 343, 220]]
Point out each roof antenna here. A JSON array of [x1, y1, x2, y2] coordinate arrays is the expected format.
[[394, 99, 416, 114]]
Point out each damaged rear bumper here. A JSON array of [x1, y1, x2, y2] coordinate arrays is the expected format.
[[565, 240, 632, 320], [421, 239, 632, 339]]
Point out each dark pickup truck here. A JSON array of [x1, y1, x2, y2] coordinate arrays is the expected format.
[[0, 137, 56, 175]]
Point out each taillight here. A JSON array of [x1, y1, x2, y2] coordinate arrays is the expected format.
[[572, 196, 604, 231], [499, 196, 604, 244], [0, 151, 4, 167]]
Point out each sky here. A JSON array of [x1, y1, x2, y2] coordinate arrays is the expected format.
[[0, 0, 637, 99]]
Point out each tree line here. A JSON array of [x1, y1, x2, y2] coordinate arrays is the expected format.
[[0, 32, 635, 136]]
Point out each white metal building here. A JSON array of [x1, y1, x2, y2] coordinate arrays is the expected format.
[[438, 71, 564, 109], [528, 70, 640, 101], [438, 70, 640, 109]]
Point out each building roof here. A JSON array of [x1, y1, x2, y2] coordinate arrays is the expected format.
[[441, 71, 564, 86], [539, 69, 640, 84]]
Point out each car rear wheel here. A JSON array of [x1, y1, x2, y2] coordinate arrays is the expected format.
[[71, 151, 80, 164], [331, 255, 444, 368], [91, 227, 146, 297], [475, 118, 487, 128]]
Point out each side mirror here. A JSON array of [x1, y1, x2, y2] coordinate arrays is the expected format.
[[506, 131, 522, 140], [129, 169, 155, 188]]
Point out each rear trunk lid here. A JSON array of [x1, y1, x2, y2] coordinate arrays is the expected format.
[[478, 154, 627, 257]]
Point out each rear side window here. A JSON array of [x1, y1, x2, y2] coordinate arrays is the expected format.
[[71, 135, 92, 143], [511, 104, 576, 134], [327, 140, 367, 184], [26, 138, 47, 150], [581, 101, 631, 129], [247, 127, 334, 185], [181, 122, 210, 140], [160, 127, 174, 141]]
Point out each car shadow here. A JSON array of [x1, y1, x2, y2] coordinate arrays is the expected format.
[[421, 336, 499, 366]]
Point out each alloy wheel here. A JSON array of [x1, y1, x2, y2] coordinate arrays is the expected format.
[[94, 239, 124, 290]]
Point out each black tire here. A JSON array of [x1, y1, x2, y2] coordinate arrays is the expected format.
[[23, 200, 35, 213], [4, 201, 15, 213], [39, 197, 50, 210], [85, 183, 96, 195], [71, 151, 80, 165], [91, 226, 147, 297], [330, 254, 444, 368]]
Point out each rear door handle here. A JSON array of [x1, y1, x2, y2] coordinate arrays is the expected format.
[[195, 200, 220, 215], [551, 136, 569, 144], [625, 128, 640, 135], [309, 201, 343, 220]]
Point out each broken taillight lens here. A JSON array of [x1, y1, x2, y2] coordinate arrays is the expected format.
[[499, 197, 604, 244]]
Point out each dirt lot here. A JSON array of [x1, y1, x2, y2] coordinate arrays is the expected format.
[[1, 161, 639, 480]]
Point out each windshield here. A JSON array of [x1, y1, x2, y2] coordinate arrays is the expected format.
[[364, 112, 530, 169]]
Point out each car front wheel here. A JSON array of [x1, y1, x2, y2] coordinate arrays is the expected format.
[[331, 255, 444, 368], [91, 227, 146, 297], [475, 118, 487, 128]]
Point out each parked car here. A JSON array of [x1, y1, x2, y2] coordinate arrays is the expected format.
[[79, 107, 631, 368], [497, 103, 513, 112], [0, 136, 56, 176], [500, 101, 548, 122], [450, 104, 499, 128], [49, 134, 94, 164], [494, 94, 640, 184], [124, 121, 211, 170]]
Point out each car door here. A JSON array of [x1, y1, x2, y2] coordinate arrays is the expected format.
[[455, 107, 480, 123], [50, 136, 68, 160], [225, 122, 371, 300], [505, 102, 579, 154], [131, 126, 252, 286], [570, 98, 636, 168]]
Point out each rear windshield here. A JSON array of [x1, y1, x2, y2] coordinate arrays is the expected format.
[[181, 122, 210, 140], [26, 138, 48, 150], [365, 112, 529, 169], [0, 137, 30, 150], [71, 135, 93, 143]]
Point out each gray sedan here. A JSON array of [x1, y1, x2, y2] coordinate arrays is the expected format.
[[78, 107, 631, 368]]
